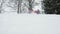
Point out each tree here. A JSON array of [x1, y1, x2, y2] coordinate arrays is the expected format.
[[43, 0, 60, 14], [28, 0, 34, 13], [17, 0, 22, 13], [0, 0, 5, 13], [28, 0, 32, 9], [0, 0, 18, 13]]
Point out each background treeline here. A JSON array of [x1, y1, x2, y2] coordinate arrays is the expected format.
[[43, 0, 60, 14]]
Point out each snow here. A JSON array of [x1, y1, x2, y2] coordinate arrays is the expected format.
[[0, 14, 60, 34], [0, 0, 60, 34]]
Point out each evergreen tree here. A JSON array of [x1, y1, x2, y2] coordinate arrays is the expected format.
[[43, 0, 60, 14]]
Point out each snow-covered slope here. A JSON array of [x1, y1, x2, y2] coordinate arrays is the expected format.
[[0, 14, 60, 34]]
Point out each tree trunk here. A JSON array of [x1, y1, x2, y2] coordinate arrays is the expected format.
[[17, 0, 22, 14], [0, 0, 4, 13]]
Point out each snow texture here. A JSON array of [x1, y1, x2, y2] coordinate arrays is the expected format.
[[0, 14, 60, 34]]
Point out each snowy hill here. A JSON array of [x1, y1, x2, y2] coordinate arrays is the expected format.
[[0, 14, 60, 34]]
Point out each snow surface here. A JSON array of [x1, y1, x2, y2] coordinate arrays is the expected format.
[[0, 14, 60, 34]]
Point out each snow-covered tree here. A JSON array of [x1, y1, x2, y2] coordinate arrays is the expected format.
[[0, 0, 18, 13], [0, 0, 5, 13], [0, 0, 44, 14], [32, 0, 44, 14]]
